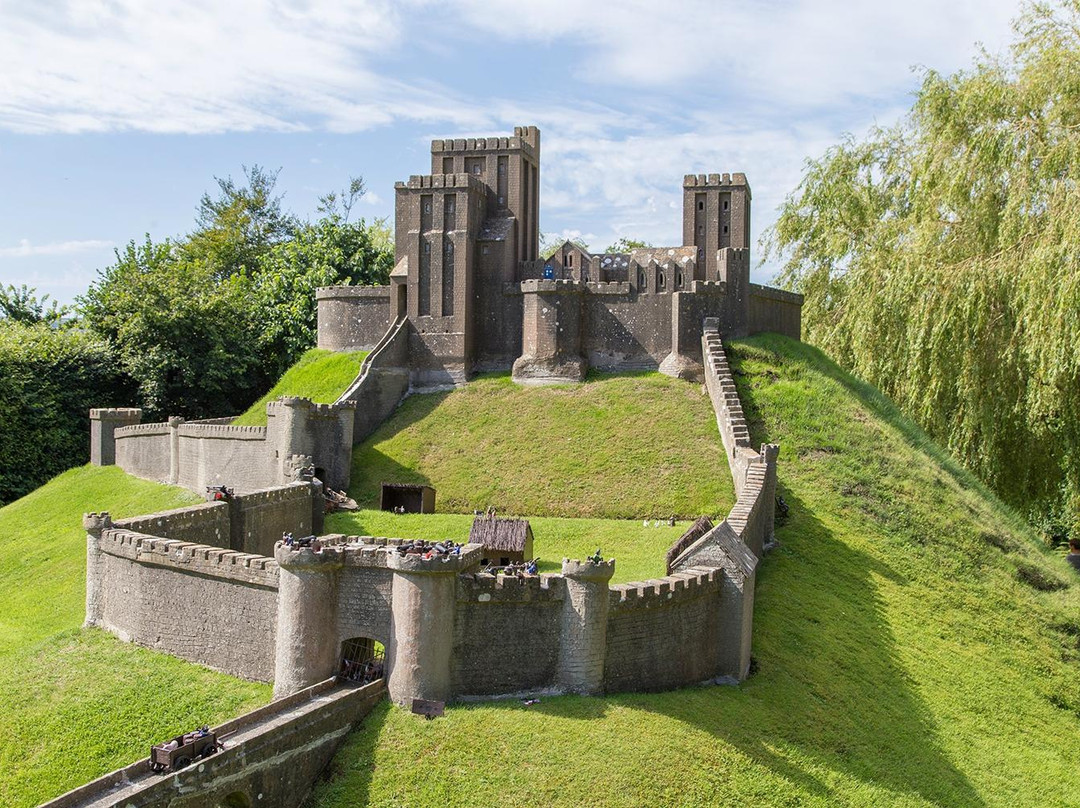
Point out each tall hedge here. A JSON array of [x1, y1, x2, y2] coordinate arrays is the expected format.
[[0, 324, 134, 506]]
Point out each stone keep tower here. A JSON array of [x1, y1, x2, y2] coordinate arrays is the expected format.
[[393, 127, 541, 385]]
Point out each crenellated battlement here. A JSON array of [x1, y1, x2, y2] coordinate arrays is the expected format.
[[89, 407, 142, 421], [430, 133, 537, 159], [457, 571, 564, 602], [396, 173, 487, 191], [683, 172, 749, 188], [114, 422, 169, 437], [99, 527, 280, 587], [608, 566, 720, 610], [584, 281, 631, 295], [177, 422, 268, 440], [83, 511, 113, 532], [519, 278, 582, 293]]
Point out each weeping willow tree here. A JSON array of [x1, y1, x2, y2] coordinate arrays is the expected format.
[[766, 0, 1080, 540]]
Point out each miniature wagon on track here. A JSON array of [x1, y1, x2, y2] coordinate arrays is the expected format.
[[149, 727, 219, 773]]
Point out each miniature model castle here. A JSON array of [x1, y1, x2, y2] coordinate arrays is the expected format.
[[317, 126, 801, 387], [83, 126, 801, 713]]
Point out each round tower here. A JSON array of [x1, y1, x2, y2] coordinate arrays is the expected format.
[[558, 557, 615, 695], [385, 551, 472, 706], [273, 542, 343, 698]]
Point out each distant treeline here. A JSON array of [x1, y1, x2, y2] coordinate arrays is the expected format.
[[0, 170, 392, 506], [767, 0, 1080, 541]]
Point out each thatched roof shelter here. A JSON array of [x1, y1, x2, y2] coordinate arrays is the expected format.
[[469, 516, 533, 555]]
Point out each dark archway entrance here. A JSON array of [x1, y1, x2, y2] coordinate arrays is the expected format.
[[339, 637, 385, 684]]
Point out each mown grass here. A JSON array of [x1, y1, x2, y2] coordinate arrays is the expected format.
[[0, 466, 272, 807], [348, 371, 735, 519], [232, 348, 368, 426], [326, 509, 688, 584], [307, 335, 1080, 808]]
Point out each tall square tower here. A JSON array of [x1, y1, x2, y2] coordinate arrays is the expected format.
[[682, 173, 751, 280]]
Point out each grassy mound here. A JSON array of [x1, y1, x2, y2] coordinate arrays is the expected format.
[[307, 336, 1080, 808], [232, 348, 368, 426], [0, 466, 272, 807], [348, 372, 735, 519], [326, 509, 689, 584]]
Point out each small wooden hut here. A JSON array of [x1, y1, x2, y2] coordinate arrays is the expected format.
[[380, 483, 436, 514], [469, 516, 534, 566]]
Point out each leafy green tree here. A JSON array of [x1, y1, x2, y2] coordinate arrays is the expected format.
[[80, 237, 265, 418], [184, 164, 297, 278], [0, 284, 71, 327], [253, 213, 393, 378], [765, 0, 1080, 538], [605, 237, 652, 252]]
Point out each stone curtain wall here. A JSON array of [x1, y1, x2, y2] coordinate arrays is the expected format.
[[176, 422, 275, 492], [89, 527, 280, 680], [604, 567, 724, 692], [748, 284, 803, 341], [102, 398, 356, 494], [112, 483, 318, 554], [115, 501, 231, 548], [451, 573, 565, 697]]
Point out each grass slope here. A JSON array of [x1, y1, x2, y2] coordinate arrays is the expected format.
[[349, 371, 735, 519], [232, 348, 368, 426], [0, 466, 272, 807], [327, 509, 689, 584], [307, 335, 1080, 808]]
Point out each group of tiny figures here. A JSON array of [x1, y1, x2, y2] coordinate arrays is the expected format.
[[488, 558, 540, 577], [643, 517, 678, 528], [395, 539, 463, 558], [158, 726, 211, 752], [282, 532, 321, 551]]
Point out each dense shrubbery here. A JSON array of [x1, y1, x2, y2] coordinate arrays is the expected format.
[[767, 0, 1080, 540], [0, 323, 133, 505]]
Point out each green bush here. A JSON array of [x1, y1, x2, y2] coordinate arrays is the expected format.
[[0, 324, 133, 506]]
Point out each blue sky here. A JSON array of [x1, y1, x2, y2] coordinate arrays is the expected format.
[[0, 0, 1021, 304]]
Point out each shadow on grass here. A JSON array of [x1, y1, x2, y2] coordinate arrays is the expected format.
[[627, 487, 985, 806], [310, 698, 393, 807]]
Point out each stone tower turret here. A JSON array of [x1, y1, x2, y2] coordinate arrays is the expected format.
[[682, 173, 751, 281], [558, 557, 615, 694]]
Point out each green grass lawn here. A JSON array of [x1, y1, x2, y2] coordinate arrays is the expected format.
[[0, 466, 272, 807], [327, 509, 688, 583], [348, 371, 735, 519], [306, 335, 1080, 808], [232, 348, 368, 426]]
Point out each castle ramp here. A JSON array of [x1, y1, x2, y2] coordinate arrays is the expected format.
[[40, 678, 385, 808]]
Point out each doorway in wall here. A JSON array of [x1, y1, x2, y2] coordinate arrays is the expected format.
[[339, 637, 385, 684]]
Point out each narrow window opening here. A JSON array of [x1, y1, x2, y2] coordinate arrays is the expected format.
[[697, 200, 705, 211]]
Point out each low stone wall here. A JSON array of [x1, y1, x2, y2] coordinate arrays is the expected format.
[[176, 422, 274, 492], [99, 397, 356, 495], [317, 285, 393, 351], [114, 423, 172, 482], [452, 573, 565, 697], [115, 501, 232, 549], [40, 679, 386, 808], [231, 484, 320, 557]]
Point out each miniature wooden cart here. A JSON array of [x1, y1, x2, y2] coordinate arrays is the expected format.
[[149, 728, 219, 773]]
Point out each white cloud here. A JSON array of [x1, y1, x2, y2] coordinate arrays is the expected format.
[[0, 0, 491, 134], [0, 239, 114, 258], [451, 0, 1018, 105]]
